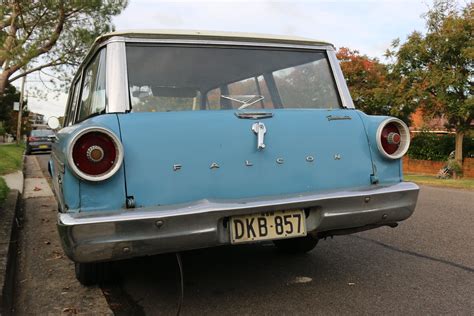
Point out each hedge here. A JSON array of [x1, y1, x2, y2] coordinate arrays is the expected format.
[[408, 131, 473, 161]]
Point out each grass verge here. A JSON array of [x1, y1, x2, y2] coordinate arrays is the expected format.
[[0, 143, 25, 175], [0, 177, 8, 202], [404, 174, 474, 190]]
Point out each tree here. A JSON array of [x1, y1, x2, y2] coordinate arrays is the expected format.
[[0, 82, 28, 136], [337, 47, 406, 120], [0, 83, 18, 123], [386, 1, 473, 164], [0, 0, 128, 95]]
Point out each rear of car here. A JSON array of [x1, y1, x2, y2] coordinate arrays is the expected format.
[[49, 31, 419, 285], [26, 129, 54, 154]]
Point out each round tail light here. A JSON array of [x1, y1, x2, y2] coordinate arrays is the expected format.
[[376, 118, 410, 159], [68, 127, 123, 181]]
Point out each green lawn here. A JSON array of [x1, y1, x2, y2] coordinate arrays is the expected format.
[[0, 177, 8, 202], [404, 174, 474, 190], [0, 144, 25, 175]]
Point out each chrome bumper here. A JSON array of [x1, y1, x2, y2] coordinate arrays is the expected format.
[[58, 182, 419, 263]]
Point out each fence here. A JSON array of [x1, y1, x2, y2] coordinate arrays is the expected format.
[[403, 156, 474, 178]]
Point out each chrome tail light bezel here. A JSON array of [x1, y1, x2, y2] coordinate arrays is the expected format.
[[376, 118, 410, 159], [67, 127, 124, 182]]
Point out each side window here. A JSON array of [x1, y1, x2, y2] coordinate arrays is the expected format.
[[66, 80, 81, 126], [78, 49, 107, 122]]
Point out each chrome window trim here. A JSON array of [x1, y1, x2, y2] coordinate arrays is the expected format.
[[106, 42, 129, 113], [68, 76, 82, 126], [327, 50, 355, 109], [115, 36, 335, 51], [75, 36, 355, 113]]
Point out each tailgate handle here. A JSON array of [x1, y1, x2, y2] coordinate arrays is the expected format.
[[235, 112, 273, 119]]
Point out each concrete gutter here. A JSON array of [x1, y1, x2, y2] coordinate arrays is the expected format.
[[0, 155, 24, 315], [0, 189, 20, 315]]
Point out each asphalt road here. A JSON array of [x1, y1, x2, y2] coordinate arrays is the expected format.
[[35, 154, 474, 315]]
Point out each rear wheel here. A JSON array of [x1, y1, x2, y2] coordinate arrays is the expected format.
[[25, 146, 31, 155], [75, 262, 111, 286], [273, 235, 319, 253]]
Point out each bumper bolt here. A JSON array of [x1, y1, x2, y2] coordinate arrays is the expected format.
[[123, 247, 130, 253], [155, 220, 164, 228], [364, 197, 370, 203], [382, 214, 388, 220]]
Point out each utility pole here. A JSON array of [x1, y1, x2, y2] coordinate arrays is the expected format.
[[16, 74, 26, 144]]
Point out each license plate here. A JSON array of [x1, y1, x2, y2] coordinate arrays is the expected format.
[[230, 209, 306, 244], [39, 145, 48, 149]]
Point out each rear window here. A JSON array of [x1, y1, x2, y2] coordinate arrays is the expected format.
[[31, 130, 54, 137], [126, 45, 341, 112]]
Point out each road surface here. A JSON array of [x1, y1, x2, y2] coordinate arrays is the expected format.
[[34, 154, 474, 315]]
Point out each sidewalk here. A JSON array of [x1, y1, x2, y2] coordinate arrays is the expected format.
[[1, 171, 24, 194], [12, 156, 112, 315]]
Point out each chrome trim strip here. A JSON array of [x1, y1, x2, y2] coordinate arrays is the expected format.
[[106, 41, 129, 113], [235, 112, 273, 119], [327, 50, 355, 109], [115, 36, 334, 51], [60, 182, 418, 225]]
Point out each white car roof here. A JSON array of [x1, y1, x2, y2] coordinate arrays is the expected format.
[[95, 29, 333, 47]]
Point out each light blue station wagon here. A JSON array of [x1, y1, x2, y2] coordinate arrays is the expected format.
[[48, 30, 419, 285]]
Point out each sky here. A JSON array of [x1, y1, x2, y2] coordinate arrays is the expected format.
[[24, 0, 433, 120]]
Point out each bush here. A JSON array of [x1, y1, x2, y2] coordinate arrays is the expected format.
[[408, 131, 473, 161]]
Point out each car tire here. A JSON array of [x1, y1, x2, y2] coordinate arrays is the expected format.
[[25, 146, 31, 155], [75, 262, 111, 286], [273, 235, 319, 254]]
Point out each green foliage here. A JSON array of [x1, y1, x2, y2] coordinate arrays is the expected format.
[[0, 143, 25, 175], [408, 131, 473, 161], [447, 159, 463, 175], [0, 0, 128, 94], [386, 0, 473, 159], [336, 47, 412, 124], [0, 83, 19, 122], [0, 177, 9, 204]]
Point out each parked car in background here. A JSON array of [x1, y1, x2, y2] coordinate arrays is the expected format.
[[26, 129, 55, 154], [48, 30, 419, 286]]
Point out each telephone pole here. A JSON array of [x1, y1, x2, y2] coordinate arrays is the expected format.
[[16, 74, 26, 144]]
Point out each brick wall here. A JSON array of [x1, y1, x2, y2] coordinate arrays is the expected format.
[[463, 158, 474, 178], [403, 156, 474, 178]]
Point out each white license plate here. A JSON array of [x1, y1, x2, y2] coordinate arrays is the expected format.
[[230, 209, 306, 244]]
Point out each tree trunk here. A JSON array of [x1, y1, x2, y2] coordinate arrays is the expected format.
[[455, 131, 464, 163], [453, 130, 464, 179], [0, 72, 8, 95]]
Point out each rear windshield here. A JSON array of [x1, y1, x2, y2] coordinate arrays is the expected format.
[[126, 45, 341, 112], [31, 129, 54, 137]]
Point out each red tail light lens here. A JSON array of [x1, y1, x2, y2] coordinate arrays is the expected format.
[[28, 136, 39, 142], [68, 128, 123, 181], [376, 118, 410, 159]]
